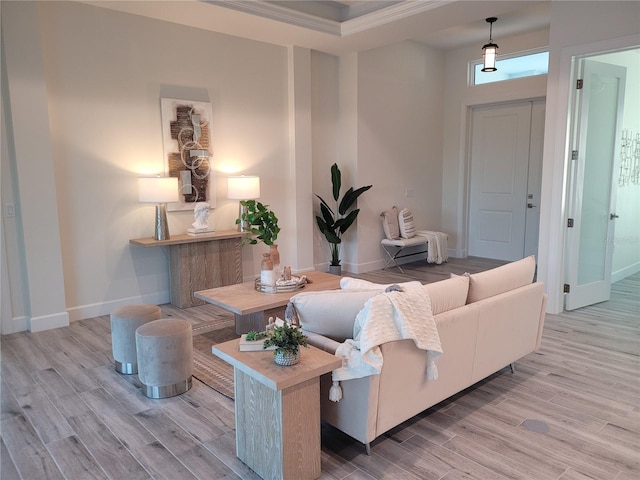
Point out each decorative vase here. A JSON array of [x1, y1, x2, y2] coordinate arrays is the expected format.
[[261, 252, 276, 287], [329, 265, 341, 276], [269, 244, 281, 278], [274, 349, 300, 366]]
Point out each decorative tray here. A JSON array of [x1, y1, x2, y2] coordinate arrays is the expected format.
[[254, 276, 307, 294]]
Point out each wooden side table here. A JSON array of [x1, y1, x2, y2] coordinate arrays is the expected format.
[[130, 230, 243, 308], [213, 338, 341, 480]]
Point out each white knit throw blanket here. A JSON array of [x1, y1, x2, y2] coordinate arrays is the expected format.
[[418, 231, 448, 264], [329, 282, 442, 402]]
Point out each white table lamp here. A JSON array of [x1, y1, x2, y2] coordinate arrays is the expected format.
[[139, 176, 179, 240], [227, 175, 260, 232]]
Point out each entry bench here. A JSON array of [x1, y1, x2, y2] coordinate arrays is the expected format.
[[380, 207, 448, 272], [381, 235, 429, 272]]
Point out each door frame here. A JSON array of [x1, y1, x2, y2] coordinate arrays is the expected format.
[[464, 97, 546, 260], [535, 34, 639, 315]]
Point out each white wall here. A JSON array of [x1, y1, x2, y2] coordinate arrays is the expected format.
[[355, 41, 445, 272], [2, 1, 69, 333], [311, 40, 445, 273], [2, 1, 298, 326], [310, 50, 340, 269], [441, 28, 549, 258]]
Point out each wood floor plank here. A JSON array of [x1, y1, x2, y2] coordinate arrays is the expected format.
[[46, 435, 110, 480], [134, 407, 200, 455], [177, 443, 239, 479], [203, 431, 263, 480], [66, 410, 152, 480], [132, 441, 199, 480], [33, 367, 94, 420], [1, 414, 65, 480], [0, 438, 21, 480], [79, 388, 156, 451], [12, 383, 75, 445]]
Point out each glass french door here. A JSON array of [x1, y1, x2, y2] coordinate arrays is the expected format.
[[565, 59, 626, 310]]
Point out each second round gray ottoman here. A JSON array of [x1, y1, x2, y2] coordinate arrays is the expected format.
[[135, 318, 193, 399], [110, 304, 162, 374]]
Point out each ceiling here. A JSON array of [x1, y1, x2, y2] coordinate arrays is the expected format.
[[84, 0, 551, 55]]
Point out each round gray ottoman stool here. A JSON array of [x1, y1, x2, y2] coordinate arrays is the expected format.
[[135, 318, 193, 399], [110, 304, 162, 374]]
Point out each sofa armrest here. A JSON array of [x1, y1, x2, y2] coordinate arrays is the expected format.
[[303, 330, 342, 354]]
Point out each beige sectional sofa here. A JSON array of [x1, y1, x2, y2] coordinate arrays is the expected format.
[[287, 256, 547, 451]]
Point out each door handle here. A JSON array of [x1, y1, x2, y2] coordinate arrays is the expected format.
[[610, 213, 619, 219], [527, 203, 537, 208]]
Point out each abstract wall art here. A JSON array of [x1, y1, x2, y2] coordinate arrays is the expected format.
[[160, 98, 215, 211]]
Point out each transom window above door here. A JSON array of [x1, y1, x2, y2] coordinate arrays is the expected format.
[[471, 50, 549, 86]]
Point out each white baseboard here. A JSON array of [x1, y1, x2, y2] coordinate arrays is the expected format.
[[67, 291, 170, 323], [30, 311, 70, 332], [612, 262, 640, 284], [1, 315, 29, 335]]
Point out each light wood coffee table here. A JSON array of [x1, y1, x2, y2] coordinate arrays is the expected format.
[[195, 271, 340, 334], [213, 338, 341, 480]]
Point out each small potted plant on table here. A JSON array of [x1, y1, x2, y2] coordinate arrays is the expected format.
[[262, 322, 308, 366]]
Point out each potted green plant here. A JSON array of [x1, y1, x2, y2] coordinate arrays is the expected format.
[[315, 163, 372, 274], [236, 200, 281, 288], [236, 199, 280, 246], [262, 322, 308, 366]]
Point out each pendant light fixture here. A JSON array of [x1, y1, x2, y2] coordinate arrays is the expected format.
[[481, 17, 498, 72]]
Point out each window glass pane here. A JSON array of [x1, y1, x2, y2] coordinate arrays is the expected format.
[[474, 51, 549, 85]]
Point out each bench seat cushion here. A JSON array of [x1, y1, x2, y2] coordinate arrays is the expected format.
[[381, 236, 428, 247]]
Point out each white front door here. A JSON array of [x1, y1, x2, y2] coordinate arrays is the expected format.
[[468, 100, 544, 261], [565, 60, 626, 310]]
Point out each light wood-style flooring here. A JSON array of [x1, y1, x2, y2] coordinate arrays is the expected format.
[[1, 258, 638, 479]]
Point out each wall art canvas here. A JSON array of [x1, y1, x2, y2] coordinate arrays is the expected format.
[[160, 98, 215, 211]]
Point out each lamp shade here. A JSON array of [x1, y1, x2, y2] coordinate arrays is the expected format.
[[481, 43, 498, 72], [227, 175, 260, 200], [138, 177, 179, 203]]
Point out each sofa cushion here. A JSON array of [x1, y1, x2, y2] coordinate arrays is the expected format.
[[289, 289, 380, 342], [340, 275, 469, 316], [423, 275, 470, 314], [381, 207, 400, 240], [340, 277, 415, 291], [398, 208, 416, 239], [467, 255, 536, 303]]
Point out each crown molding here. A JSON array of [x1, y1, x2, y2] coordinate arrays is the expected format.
[[204, 1, 341, 36], [341, 0, 455, 36], [206, 0, 457, 38]]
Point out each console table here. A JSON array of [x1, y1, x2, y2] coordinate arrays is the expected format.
[[213, 338, 341, 480], [130, 230, 244, 308]]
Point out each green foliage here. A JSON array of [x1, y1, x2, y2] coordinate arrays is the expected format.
[[236, 200, 280, 246], [262, 323, 308, 355], [315, 163, 372, 266], [245, 330, 267, 341]]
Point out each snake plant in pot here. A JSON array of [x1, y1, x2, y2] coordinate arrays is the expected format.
[[315, 163, 372, 274]]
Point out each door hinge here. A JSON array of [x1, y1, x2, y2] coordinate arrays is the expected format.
[[567, 218, 574, 228], [571, 150, 578, 160], [564, 284, 571, 293], [576, 79, 583, 89]]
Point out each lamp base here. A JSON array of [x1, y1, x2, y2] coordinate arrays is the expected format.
[[155, 204, 170, 240], [238, 203, 251, 232]]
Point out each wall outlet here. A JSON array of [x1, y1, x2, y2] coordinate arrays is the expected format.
[[405, 187, 414, 198], [5, 203, 16, 218]]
